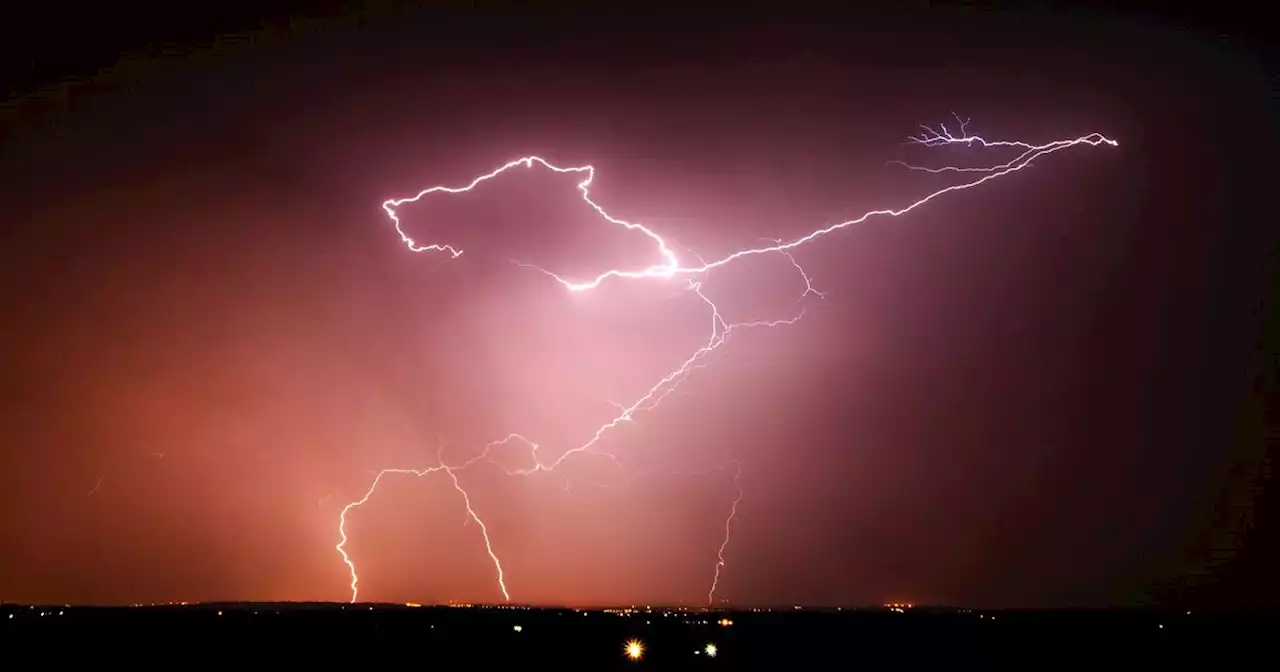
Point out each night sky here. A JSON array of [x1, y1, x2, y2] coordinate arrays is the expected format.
[[1, 4, 1275, 608]]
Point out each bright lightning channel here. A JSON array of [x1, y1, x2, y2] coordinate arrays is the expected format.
[[336, 121, 1116, 605]]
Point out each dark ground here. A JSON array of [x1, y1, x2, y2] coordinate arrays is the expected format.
[[2, 602, 1275, 663]]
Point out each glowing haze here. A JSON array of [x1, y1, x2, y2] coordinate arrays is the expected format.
[[335, 119, 1117, 604]]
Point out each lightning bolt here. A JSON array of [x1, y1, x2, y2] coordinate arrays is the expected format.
[[337, 122, 1116, 605], [337, 435, 533, 602], [86, 474, 105, 497], [708, 461, 743, 604]]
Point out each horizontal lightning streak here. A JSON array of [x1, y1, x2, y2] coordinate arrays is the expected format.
[[337, 123, 1116, 605]]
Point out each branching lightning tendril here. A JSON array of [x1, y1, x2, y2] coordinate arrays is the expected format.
[[335, 121, 1116, 604]]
